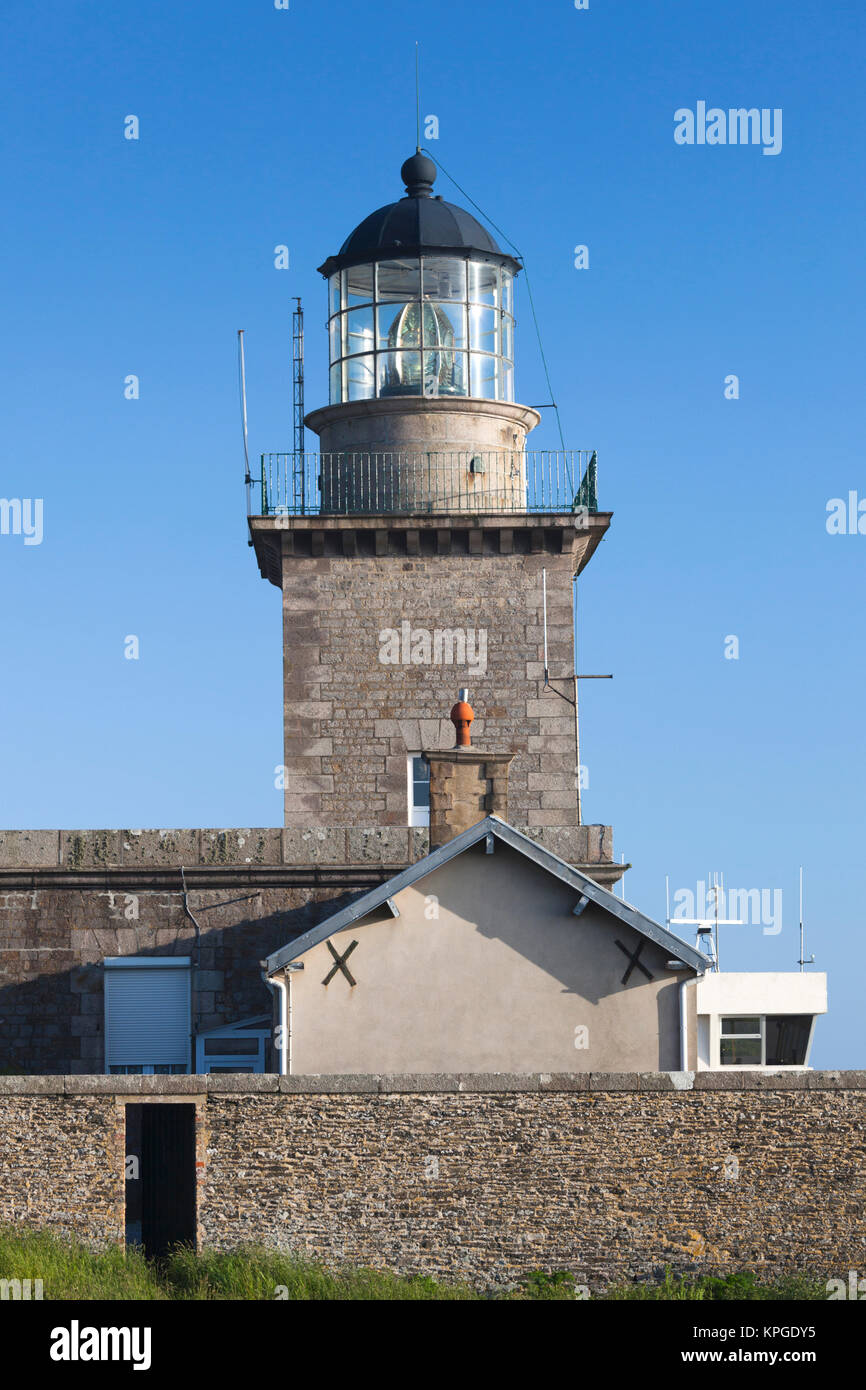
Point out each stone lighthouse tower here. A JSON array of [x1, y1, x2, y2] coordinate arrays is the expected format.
[[249, 151, 621, 884]]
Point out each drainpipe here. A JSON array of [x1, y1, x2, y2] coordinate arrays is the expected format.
[[181, 867, 202, 1070], [260, 963, 303, 1075], [261, 970, 289, 1076], [679, 977, 690, 1071], [274, 973, 289, 1076], [678, 973, 706, 1070], [285, 969, 292, 1076]]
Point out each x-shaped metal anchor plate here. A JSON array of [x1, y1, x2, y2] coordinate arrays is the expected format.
[[323, 938, 358, 987], [614, 937, 654, 986]]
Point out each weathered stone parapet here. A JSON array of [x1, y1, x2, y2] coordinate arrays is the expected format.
[[0, 823, 624, 882], [0, 827, 416, 872], [1, 1071, 863, 1095]]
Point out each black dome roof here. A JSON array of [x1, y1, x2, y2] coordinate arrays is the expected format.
[[317, 151, 521, 278]]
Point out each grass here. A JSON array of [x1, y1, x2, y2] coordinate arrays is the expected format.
[[0, 1227, 831, 1301]]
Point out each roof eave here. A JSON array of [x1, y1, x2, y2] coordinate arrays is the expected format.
[[317, 247, 523, 279]]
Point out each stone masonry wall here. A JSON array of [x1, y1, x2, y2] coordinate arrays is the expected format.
[[0, 1073, 863, 1290], [281, 537, 582, 831], [0, 827, 418, 1075]]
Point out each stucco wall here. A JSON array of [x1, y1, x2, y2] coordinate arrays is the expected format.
[[288, 844, 687, 1074], [0, 1073, 863, 1289]]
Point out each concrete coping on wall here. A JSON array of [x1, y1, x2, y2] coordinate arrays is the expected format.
[[1, 1071, 864, 1096]]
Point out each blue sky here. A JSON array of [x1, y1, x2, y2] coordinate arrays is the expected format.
[[1, 0, 863, 1064]]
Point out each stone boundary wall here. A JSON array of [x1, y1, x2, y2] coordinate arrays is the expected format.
[[1, 1073, 864, 1288]]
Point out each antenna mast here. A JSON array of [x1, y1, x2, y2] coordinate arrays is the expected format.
[[292, 298, 305, 513], [668, 871, 743, 972], [798, 866, 815, 970], [238, 330, 251, 515]]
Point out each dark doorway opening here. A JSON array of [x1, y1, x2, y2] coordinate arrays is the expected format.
[[125, 1104, 197, 1259]]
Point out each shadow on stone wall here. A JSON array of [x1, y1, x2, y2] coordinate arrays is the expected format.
[[0, 887, 366, 1075]]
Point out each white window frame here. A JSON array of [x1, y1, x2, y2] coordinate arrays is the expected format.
[[407, 753, 430, 828]]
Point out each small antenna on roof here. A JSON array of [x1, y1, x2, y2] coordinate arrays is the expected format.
[[415, 42, 422, 149], [238, 329, 251, 515], [798, 866, 815, 971], [667, 870, 743, 972]]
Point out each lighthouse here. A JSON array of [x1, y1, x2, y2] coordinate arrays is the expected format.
[[249, 150, 621, 884]]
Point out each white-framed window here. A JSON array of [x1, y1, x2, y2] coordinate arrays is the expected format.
[[408, 753, 430, 827], [194, 1016, 270, 1074], [104, 957, 191, 1075], [719, 1015, 814, 1067]]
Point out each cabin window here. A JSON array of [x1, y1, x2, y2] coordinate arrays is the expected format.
[[720, 1014, 812, 1066]]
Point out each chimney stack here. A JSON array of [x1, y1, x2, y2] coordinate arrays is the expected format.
[[426, 694, 514, 848]]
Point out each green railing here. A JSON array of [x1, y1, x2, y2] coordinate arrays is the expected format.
[[257, 450, 598, 517]]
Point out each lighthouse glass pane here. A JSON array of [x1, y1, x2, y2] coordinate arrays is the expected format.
[[423, 350, 467, 397], [329, 361, 343, 404], [346, 306, 374, 356], [424, 302, 466, 348], [378, 351, 422, 397], [379, 302, 421, 348], [329, 315, 343, 361], [422, 257, 466, 301], [346, 264, 374, 307], [470, 352, 499, 399], [500, 314, 514, 361], [469, 305, 497, 354], [329, 273, 342, 316], [376, 258, 421, 301], [501, 271, 513, 316], [501, 361, 514, 402], [346, 354, 375, 401], [468, 262, 498, 305]]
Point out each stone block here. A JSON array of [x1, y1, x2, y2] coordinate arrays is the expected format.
[[347, 828, 412, 864], [588, 1073, 641, 1091], [61, 832, 122, 870], [282, 827, 348, 863], [0, 831, 59, 868], [206, 1074, 279, 1093], [120, 830, 200, 866]]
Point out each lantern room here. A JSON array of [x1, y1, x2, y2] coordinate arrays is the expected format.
[[318, 151, 520, 407]]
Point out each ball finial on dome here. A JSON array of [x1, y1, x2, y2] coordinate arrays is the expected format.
[[401, 149, 437, 198]]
